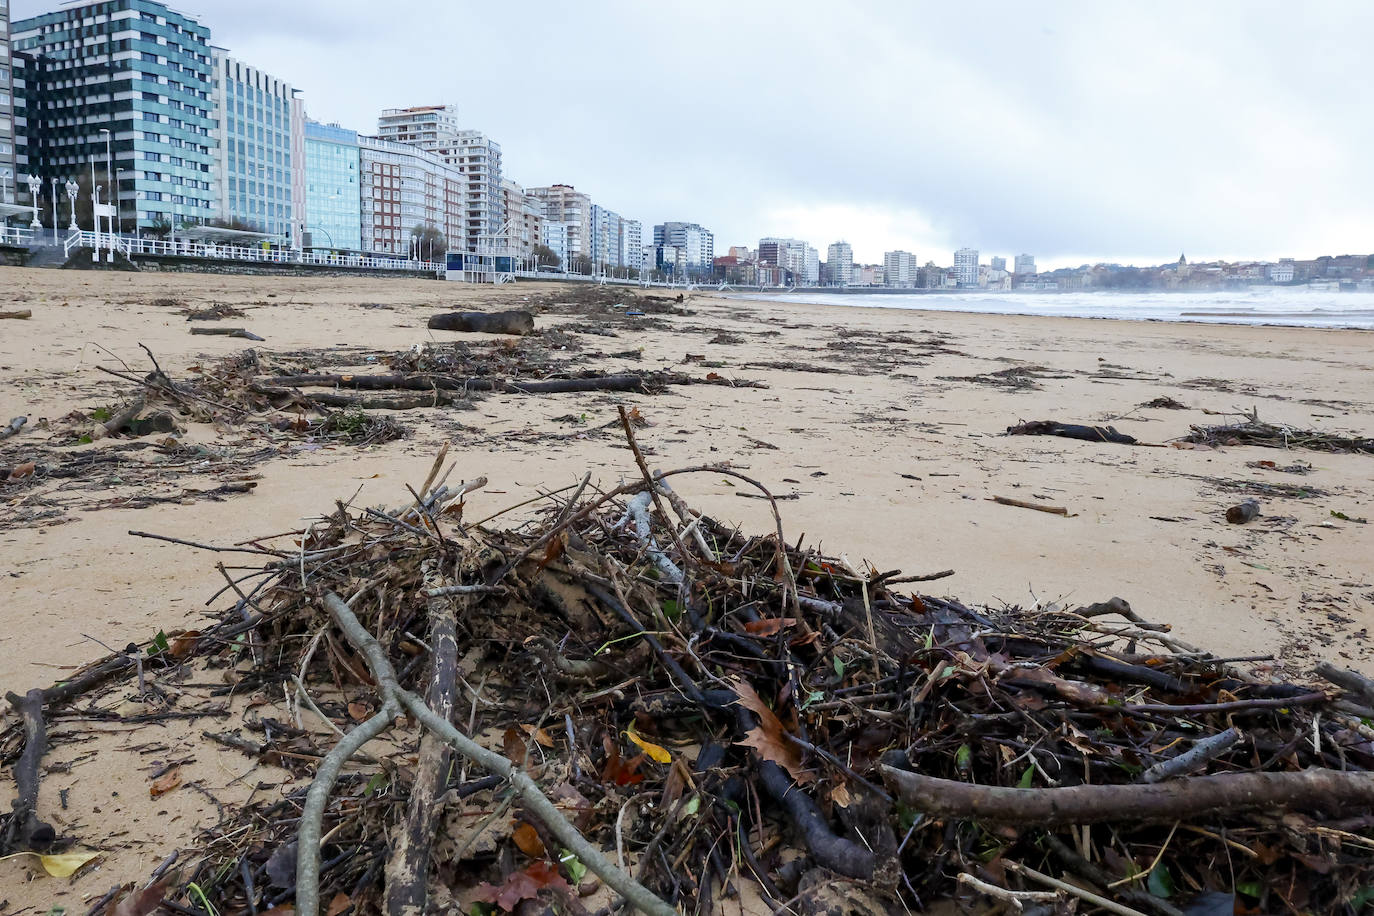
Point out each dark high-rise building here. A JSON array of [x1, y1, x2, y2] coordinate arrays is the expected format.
[[0, 0, 16, 202], [13, 0, 216, 231]]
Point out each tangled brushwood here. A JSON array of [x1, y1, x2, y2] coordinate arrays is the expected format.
[[7, 411, 1374, 916]]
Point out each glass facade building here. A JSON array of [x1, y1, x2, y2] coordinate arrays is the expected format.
[[13, 0, 216, 231], [303, 119, 361, 250], [211, 49, 298, 239]]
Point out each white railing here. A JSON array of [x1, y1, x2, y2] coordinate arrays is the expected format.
[[60, 231, 444, 274], [1, 226, 35, 248]]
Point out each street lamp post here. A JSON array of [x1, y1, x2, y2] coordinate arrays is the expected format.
[[100, 128, 113, 262], [26, 175, 41, 230], [66, 180, 79, 232], [50, 177, 59, 244]]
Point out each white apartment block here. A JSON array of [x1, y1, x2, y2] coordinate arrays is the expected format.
[[358, 134, 463, 256], [653, 221, 714, 269], [622, 219, 642, 271], [376, 105, 503, 253], [1014, 253, 1036, 276], [883, 250, 917, 287], [827, 240, 854, 286], [990, 255, 1006, 272], [527, 184, 591, 259], [498, 178, 545, 257], [954, 247, 980, 285]]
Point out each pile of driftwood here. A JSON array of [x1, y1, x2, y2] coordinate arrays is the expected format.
[[1184, 410, 1374, 454], [6, 415, 1374, 916]]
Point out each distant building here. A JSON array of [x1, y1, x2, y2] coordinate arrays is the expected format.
[[527, 184, 591, 259], [376, 105, 503, 252], [884, 250, 917, 287], [303, 120, 361, 250], [990, 255, 1006, 272], [497, 179, 545, 258], [1014, 253, 1036, 276], [358, 135, 463, 256], [954, 248, 980, 285], [654, 221, 714, 269], [14, 0, 218, 231], [0, 0, 15, 202], [212, 51, 301, 240], [827, 240, 854, 286], [622, 219, 642, 270], [1270, 259, 1295, 283]]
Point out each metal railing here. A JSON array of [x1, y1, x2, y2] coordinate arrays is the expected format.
[[60, 231, 444, 274], [1, 227, 35, 248]]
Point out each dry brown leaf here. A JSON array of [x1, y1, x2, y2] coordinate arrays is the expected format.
[[512, 821, 546, 858], [8, 462, 36, 480], [520, 723, 555, 748], [168, 631, 201, 660], [110, 879, 170, 916], [830, 783, 852, 808], [743, 617, 798, 637], [325, 892, 351, 916], [346, 701, 371, 722], [504, 727, 528, 768], [149, 766, 182, 797], [730, 677, 814, 784]]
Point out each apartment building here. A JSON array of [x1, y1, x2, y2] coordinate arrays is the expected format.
[[827, 240, 853, 286], [211, 50, 300, 239], [758, 237, 818, 284], [883, 250, 917, 287], [303, 119, 361, 250], [622, 219, 642, 271], [14, 0, 217, 231], [527, 184, 591, 259], [497, 178, 544, 257], [0, 0, 15, 202], [654, 221, 713, 269], [377, 105, 502, 252], [1014, 253, 1036, 276], [954, 247, 980, 285], [990, 255, 1006, 272], [358, 134, 462, 257]]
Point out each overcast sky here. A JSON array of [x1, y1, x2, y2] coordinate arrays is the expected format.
[[13, 1, 1372, 267]]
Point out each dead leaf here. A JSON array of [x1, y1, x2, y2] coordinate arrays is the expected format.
[[730, 677, 814, 784], [520, 723, 555, 748], [168, 630, 201, 660], [346, 701, 371, 722], [830, 783, 852, 808], [149, 766, 183, 797], [325, 892, 352, 916], [38, 850, 100, 878], [512, 821, 546, 858], [743, 617, 798, 637], [110, 879, 169, 916], [539, 532, 567, 569], [504, 727, 528, 768], [473, 861, 571, 911], [8, 462, 36, 480], [625, 725, 671, 764]]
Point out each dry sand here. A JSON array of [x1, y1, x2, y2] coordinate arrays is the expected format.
[[1, 265, 1372, 908]]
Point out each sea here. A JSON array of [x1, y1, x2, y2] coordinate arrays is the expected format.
[[729, 287, 1374, 330]]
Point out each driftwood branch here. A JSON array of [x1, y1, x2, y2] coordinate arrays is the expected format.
[[1, 417, 26, 441], [301, 591, 676, 916], [427, 310, 534, 335], [1316, 661, 1374, 708], [189, 327, 265, 341], [881, 764, 1374, 826], [0, 309, 32, 320], [2, 689, 56, 851], [990, 496, 1070, 516], [1141, 728, 1242, 783], [385, 564, 462, 916]]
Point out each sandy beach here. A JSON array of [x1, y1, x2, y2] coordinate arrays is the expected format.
[[2, 266, 1373, 909]]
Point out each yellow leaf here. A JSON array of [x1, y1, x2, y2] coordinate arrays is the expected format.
[[625, 726, 671, 764], [40, 851, 101, 877]]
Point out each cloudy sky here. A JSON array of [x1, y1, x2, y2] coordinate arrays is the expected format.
[[14, 0, 1371, 267]]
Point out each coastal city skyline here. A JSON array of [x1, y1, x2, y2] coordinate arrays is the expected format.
[[5, 0, 1371, 273]]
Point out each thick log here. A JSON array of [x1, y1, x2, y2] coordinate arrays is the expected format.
[[385, 565, 463, 916], [1316, 661, 1374, 708], [1226, 499, 1261, 524], [189, 327, 265, 341], [1006, 420, 1138, 445], [258, 373, 654, 396], [881, 764, 1374, 826], [253, 384, 461, 411], [427, 310, 534, 335], [0, 310, 32, 320], [2, 689, 56, 852], [1, 416, 26, 441]]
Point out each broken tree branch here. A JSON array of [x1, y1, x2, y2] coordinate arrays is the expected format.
[[881, 764, 1374, 826], [2, 689, 56, 852], [1, 417, 26, 441], [303, 591, 676, 916]]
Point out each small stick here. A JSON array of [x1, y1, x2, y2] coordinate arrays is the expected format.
[[990, 496, 1070, 516], [1141, 728, 1243, 783], [1005, 861, 1151, 916], [957, 873, 1058, 909], [0, 309, 32, 320], [189, 327, 265, 341]]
